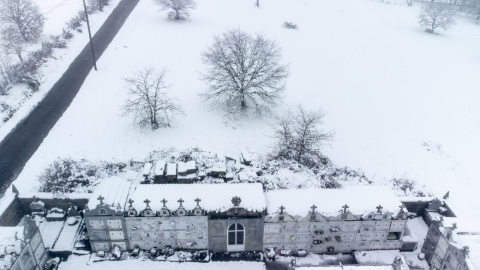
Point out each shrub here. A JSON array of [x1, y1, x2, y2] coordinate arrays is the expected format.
[[38, 158, 127, 193], [50, 35, 67, 49], [66, 16, 82, 30], [283, 21, 298, 29], [62, 29, 73, 40]]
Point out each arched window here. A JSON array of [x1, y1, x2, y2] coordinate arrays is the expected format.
[[228, 223, 244, 246], [99, 208, 107, 215]]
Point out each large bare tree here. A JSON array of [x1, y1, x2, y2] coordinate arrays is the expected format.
[[154, 0, 196, 20], [122, 67, 184, 130], [201, 28, 288, 116], [0, 0, 44, 42], [418, 2, 456, 34], [273, 105, 334, 167]]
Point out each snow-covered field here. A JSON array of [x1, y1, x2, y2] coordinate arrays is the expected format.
[[4, 0, 480, 266]]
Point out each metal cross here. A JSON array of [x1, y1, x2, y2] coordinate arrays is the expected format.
[[194, 198, 201, 206], [376, 205, 383, 213], [161, 198, 168, 207], [280, 205, 285, 214], [177, 198, 184, 207], [342, 204, 349, 213], [311, 204, 317, 213], [128, 199, 134, 207], [97, 196, 105, 204], [144, 199, 151, 208], [231, 196, 241, 207]]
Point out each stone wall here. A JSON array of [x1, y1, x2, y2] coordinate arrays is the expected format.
[[18, 197, 89, 212], [0, 194, 90, 226], [401, 200, 431, 216], [0, 196, 28, 226]]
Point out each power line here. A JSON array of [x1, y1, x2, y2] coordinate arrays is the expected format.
[[42, 0, 82, 16]]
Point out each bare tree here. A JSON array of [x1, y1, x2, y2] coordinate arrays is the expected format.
[[273, 105, 334, 166], [122, 67, 184, 130], [0, 0, 45, 42], [154, 0, 196, 20], [0, 52, 15, 94], [419, 2, 456, 34], [1, 26, 24, 62], [201, 28, 288, 116]]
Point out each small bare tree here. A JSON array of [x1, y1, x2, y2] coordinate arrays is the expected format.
[[201, 28, 288, 116], [273, 105, 334, 167], [419, 2, 456, 34], [154, 0, 196, 20], [0, 0, 45, 42], [0, 52, 15, 94], [122, 67, 184, 130], [1, 26, 24, 62]]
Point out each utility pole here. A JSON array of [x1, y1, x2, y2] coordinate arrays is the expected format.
[[83, 0, 97, 71]]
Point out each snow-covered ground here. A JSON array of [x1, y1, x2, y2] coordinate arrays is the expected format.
[[14, 0, 480, 213], [58, 255, 266, 270], [3, 0, 480, 267]]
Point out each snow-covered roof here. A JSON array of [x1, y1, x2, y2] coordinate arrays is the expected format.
[[178, 161, 195, 172], [142, 163, 152, 175], [265, 186, 403, 217], [87, 176, 131, 210], [154, 160, 166, 176], [128, 183, 266, 213], [167, 163, 176, 176]]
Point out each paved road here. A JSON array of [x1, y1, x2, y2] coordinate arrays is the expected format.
[[0, 0, 140, 196]]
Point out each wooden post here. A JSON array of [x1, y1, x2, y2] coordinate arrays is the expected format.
[[83, 0, 97, 71]]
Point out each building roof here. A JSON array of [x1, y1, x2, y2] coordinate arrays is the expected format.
[[128, 183, 266, 213], [265, 186, 403, 217], [87, 176, 131, 210]]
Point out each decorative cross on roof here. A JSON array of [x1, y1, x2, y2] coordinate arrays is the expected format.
[[161, 198, 168, 207], [97, 196, 105, 205], [342, 204, 349, 213], [231, 196, 241, 207], [310, 204, 317, 213], [376, 205, 383, 213], [144, 199, 151, 208], [177, 198, 184, 207], [128, 199, 134, 208], [280, 205, 285, 214], [194, 198, 201, 207]]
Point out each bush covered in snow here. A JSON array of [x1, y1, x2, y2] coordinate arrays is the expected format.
[[283, 21, 298, 29], [38, 148, 430, 197], [38, 158, 130, 193]]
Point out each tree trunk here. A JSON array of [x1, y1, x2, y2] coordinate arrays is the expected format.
[[16, 51, 23, 62]]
